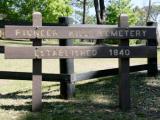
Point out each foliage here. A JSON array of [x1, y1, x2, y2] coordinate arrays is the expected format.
[[71, 0, 96, 24], [105, 0, 139, 45], [134, 7, 146, 26], [106, 0, 139, 25], [144, 5, 160, 22], [0, 0, 73, 22], [133, 4, 160, 26]]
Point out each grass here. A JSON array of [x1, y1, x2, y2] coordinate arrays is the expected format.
[[1, 74, 160, 120], [0, 40, 160, 120]]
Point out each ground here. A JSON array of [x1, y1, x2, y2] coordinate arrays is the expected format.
[[0, 40, 160, 120]]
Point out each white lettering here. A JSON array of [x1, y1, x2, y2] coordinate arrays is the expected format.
[[40, 50, 44, 57], [130, 30, 135, 37], [111, 31, 118, 37], [124, 30, 129, 36], [118, 30, 123, 37], [40, 30, 45, 37], [27, 30, 33, 37], [58, 50, 64, 57], [142, 30, 146, 37], [135, 30, 141, 37], [15, 29, 21, 36], [46, 30, 52, 37], [92, 50, 97, 56], [34, 50, 40, 58], [46, 49, 50, 56]]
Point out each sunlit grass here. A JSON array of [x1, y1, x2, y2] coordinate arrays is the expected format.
[[0, 73, 159, 120]]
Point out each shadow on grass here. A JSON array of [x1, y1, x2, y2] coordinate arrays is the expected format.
[[0, 72, 160, 120], [0, 84, 60, 99]]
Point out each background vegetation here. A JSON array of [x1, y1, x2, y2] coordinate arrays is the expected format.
[[0, 0, 73, 22]]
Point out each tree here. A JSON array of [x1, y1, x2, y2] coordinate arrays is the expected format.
[[134, 6, 146, 26], [82, 0, 86, 24], [106, 0, 138, 25], [105, 0, 139, 44], [146, 0, 152, 24], [94, 0, 105, 24], [134, 4, 160, 25], [0, 0, 73, 22], [72, 0, 95, 24], [145, 5, 160, 22], [94, 0, 106, 44]]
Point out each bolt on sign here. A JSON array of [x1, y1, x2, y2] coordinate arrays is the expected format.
[[5, 25, 156, 39]]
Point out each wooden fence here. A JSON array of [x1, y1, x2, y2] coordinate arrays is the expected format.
[[0, 12, 158, 112]]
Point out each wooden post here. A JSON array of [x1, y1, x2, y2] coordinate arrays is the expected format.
[[118, 14, 130, 111], [59, 17, 75, 99], [147, 22, 158, 77], [32, 12, 42, 112]]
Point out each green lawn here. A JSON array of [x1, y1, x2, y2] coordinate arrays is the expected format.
[[0, 40, 160, 120]]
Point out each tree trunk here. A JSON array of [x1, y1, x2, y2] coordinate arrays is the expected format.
[[100, 0, 105, 23], [146, 0, 151, 24], [81, 0, 87, 42], [94, 0, 105, 44], [82, 0, 86, 24], [94, 0, 101, 24]]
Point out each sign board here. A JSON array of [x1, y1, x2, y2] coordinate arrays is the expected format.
[[5, 25, 157, 39], [5, 46, 156, 59]]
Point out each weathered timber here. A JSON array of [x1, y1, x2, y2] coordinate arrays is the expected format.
[[0, 46, 4, 53], [5, 46, 156, 59], [74, 64, 148, 82], [5, 25, 156, 39], [1, 25, 117, 38], [147, 22, 158, 77], [118, 14, 130, 111], [32, 12, 42, 112], [0, 64, 149, 82], [59, 17, 75, 99], [0, 71, 70, 81], [0, 64, 148, 82]]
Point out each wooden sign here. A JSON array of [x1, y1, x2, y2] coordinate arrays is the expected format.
[[5, 46, 156, 59], [5, 25, 157, 39]]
